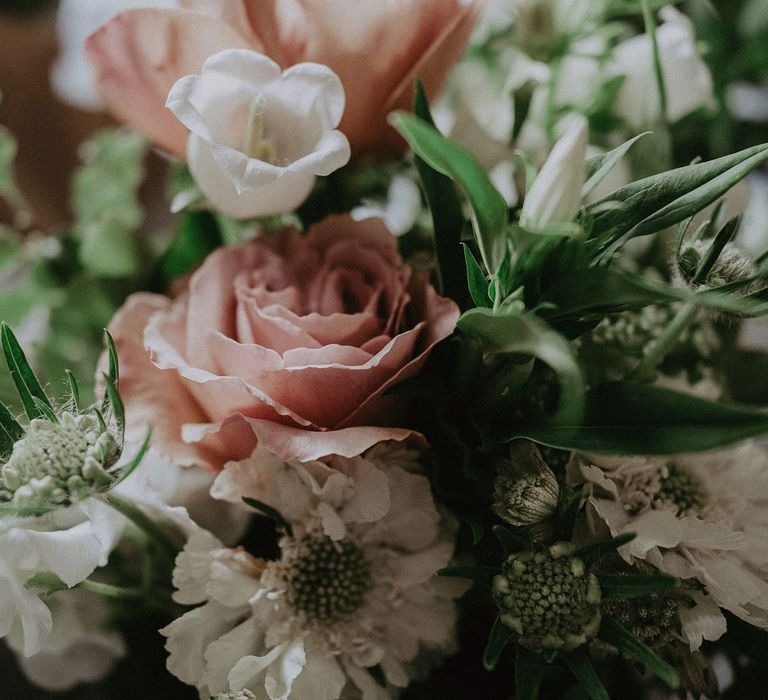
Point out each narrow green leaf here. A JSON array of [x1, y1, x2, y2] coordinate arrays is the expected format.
[[242, 497, 293, 537], [33, 397, 59, 424], [0, 401, 23, 449], [692, 216, 740, 284], [562, 649, 609, 700], [413, 80, 469, 307], [555, 488, 583, 541], [484, 617, 513, 671], [460, 514, 485, 545], [515, 646, 550, 700], [599, 617, 679, 688], [114, 429, 152, 487], [101, 374, 125, 445], [521, 381, 768, 454], [104, 330, 119, 385], [65, 370, 81, 412], [462, 244, 491, 308], [576, 533, 635, 568], [389, 112, 508, 275], [438, 566, 495, 585], [583, 133, 649, 199], [1, 322, 52, 420], [590, 143, 768, 247], [598, 573, 677, 599]]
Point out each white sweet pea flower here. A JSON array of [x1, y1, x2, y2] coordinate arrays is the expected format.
[[53, 0, 179, 111], [166, 49, 351, 219], [5, 589, 126, 691], [520, 114, 588, 231], [163, 443, 465, 699], [610, 6, 716, 130]]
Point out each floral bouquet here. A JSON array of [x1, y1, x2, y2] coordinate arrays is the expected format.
[[2, 0, 768, 698]]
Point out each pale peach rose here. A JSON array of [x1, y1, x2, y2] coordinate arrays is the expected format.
[[85, 0, 485, 158], [105, 215, 459, 469]]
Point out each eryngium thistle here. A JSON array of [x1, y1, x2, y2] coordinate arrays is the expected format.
[[493, 543, 601, 652]]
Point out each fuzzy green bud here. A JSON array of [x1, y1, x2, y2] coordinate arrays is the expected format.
[[1, 412, 119, 508], [679, 240, 759, 291], [493, 544, 602, 652], [493, 443, 560, 527]]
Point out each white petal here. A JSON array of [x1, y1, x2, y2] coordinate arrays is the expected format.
[[679, 591, 727, 650]]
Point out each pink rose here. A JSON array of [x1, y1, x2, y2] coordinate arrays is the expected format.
[[107, 215, 459, 468], [85, 0, 485, 158]]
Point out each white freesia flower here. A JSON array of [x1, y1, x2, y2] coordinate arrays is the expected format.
[[5, 589, 125, 691], [53, 0, 179, 111], [0, 447, 197, 658], [569, 442, 768, 648], [162, 444, 464, 699], [166, 49, 351, 219], [611, 6, 716, 130], [520, 114, 588, 231]]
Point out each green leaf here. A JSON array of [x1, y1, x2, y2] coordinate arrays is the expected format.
[[598, 573, 677, 599], [412, 81, 469, 307], [104, 330, 120, 386], [583, 133, 649, 199], [493, 524, 527, 555], [555, 488, 583, 541], [0, 400, 23, 457], [515, 645, 551, 700], [599, 617, 679, 688], [1, 322, 53, 420], [65, 370, 81, 413], [438, 565, 495, 585], [562, 649, 609, 700], [462, 244, 491, 308], [458, 308, 585, 430], [159, 209, 223, 281], [484, 617, 513, 671], [113, 429, 151, 486], [242, 497, 293, 537], [692, 216, 740, 284], [590, 143, 768, 249], [521, 381, 768, 454], [388, 112, 508, 275], [101, 374, 125, 445], [576, 533, 636, 568]]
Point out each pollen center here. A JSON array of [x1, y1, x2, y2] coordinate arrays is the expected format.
[[656, 463, 707, 516], [285, 536, 371, 625]]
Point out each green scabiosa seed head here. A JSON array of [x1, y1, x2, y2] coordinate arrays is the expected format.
[[493, 542, 602, 652], [1, 412, 119, 508]]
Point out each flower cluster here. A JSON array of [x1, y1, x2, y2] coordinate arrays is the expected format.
[[2, 0, 768, 698]]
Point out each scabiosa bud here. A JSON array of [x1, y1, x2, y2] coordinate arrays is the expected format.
[[1, 412, 119, 508], [493, 442, 560, 527], [493, 542, 602, 652]]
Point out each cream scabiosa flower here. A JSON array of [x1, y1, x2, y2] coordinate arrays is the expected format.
[[162, 444, 464, 699], [166, 49, 351, 219], [569, 442, 768, 647]]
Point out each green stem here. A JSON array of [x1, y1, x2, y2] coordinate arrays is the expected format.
[[631, 302, 698, 379], [641, 0, 668, 123], [102, 492, 179, 561], [78, 579, 146, 600]]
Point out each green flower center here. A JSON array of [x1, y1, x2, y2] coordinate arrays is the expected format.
[[656, 464, 707, 516], [286, 536, 372, 625], [603, 594, 680, 648], [493, 546, 602, 652], [0, 414, 117, 508]]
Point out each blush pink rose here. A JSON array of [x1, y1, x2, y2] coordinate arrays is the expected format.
[[85, 0, 485, 158], [106, 215, 459, 469]]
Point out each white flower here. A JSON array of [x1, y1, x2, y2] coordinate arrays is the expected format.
[[610, 6, 716, 130], [520, 114, 588, 231], [166, 49, 351, 219], [162, 444, 464, 699], [351, 174, 422, 237], [5, 589, 125, 691], [0, 447, 197, 657], [569, 442, 768, 648], [52, 0, 179, 111]]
